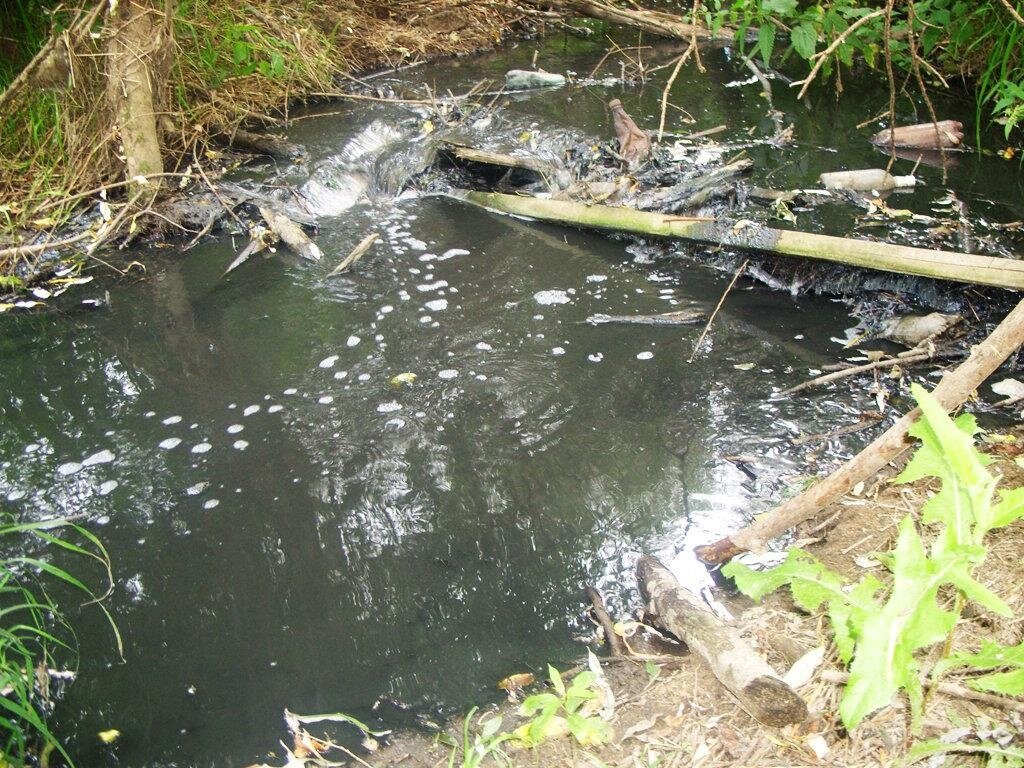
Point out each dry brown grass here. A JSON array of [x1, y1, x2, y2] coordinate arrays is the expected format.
[[0, 0, 526, 274]]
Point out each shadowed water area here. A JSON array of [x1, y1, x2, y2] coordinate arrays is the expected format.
[[1, 28, 1023, 767]]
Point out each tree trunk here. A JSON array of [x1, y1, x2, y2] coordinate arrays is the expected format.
[[106, 0, 175, 188]]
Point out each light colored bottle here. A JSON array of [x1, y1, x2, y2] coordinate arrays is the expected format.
[[819, 169, 917, 192]]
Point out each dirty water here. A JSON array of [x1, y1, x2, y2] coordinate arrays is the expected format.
[[1, 28, 1023, 768]]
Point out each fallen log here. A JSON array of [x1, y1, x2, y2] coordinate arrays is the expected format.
[[636, 555, 808, 726], [213, 126, 306, 160], [522, 0, 734, 41], [453, 191, 1024, 291], [695, 297, 1024, 565], [258, 206, 321, 262]]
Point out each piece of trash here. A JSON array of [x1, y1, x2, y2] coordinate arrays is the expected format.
[[869, 120, 963, 149], [497, 672, 535, 701], [609, 98, 650, 170], [879, 312, 961, 347], [390, 372, 417, 387], [819, 169, 916, 192], [992, 378, 1024, 401], [782, 646, 825, 689], [505, 69, 566, 90], [98, 729, 121, 744]]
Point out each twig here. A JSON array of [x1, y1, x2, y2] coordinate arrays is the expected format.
[[997, 0, 1024, 25], [820, 669, 1024, 714], [780, 350, 934, 397], [793, 9, 886, 100], [688, 258, 747, 363], [657, 53, 688, 142], [327, 232, 379, 277], [791, 412, 883, 446], [585, 585, 629, 656]]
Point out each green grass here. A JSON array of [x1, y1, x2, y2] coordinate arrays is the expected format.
[[0, 515, 119, 765]]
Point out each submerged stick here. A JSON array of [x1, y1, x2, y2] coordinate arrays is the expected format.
[[695, 298, 1024, 565], [689, 258, 747, 363], [454, 191, 1024, 291], [258, 206, 321, 263], [327, 232, 379, 277], [637, 555, 808, 726]]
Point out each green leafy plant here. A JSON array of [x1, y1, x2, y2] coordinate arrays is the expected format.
[[934, 639, 1024, 696], [511, 665, 610, 748], [0, 515, 119, 765], [439, 707, 511, 768], [724, 383, 1024, 731]]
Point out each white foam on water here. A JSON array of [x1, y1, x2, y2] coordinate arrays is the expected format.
[[334, 371, 348, 380], [588, 353, 604, 362], [440, 248, 470, 260], [98, 480, 119, 496], [24, 443, 40, 454], [586, 274, 607, 282], [159, 437, 182, 450], [162, 415, 182, 425], [377, 401, 402, 413], [438, 369, 459, 380], [425, 299, 448, 312], [379, 305, 394, 314], [319, 355, 339, 369], [533, 289, 571, 305], [57, 462, 82, 476], [6, 490, 26, 501], [268, 405, 283, 414], [283, 388, 298, 395], [191, 442, 212, 454], [82, 449, 115, 467], [636, 351, 654, 360], [186, 482, 209, 496], [358, 373, 370, 382], [318, 395, 335, 404], [227, 424, 244, 434], [346, 335, 361, 347], [416, 280, 448, 292], [552, 347, 566, 356], [243, 405, 260, 416], [475, 342, 493, 351], [232, 440, 249, 450]]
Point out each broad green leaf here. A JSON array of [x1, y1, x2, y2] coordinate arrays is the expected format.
[[989, 487, 1024, 529], [723, 549, 849, 610], [945, 561, 1012, 617], [757, 24, 776, 66], [938, 640, 1024, 695], [790, 22, 818, 60], [840, 517, 956, 729], [761, 0, 798, 15], [548, 665, 565, 697], [971, 668, 1024, 696]]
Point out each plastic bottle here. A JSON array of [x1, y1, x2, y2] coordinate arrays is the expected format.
[[819, 169, 917, 192]]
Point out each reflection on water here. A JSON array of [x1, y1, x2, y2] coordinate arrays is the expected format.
[[0, 28, 1020, 768]]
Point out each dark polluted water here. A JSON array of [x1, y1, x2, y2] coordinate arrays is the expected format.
[[1, 30, 1022, 768]]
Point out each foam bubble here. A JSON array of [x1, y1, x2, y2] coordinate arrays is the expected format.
[[533, 289, 570, 306], [319, 355, 339, 369], [191, 442, 212, 454], [159, 437, 182, 450]]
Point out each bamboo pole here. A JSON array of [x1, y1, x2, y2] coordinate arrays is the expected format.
[[455, 191, 1024, 291]]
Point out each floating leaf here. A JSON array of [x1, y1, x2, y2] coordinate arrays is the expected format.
[[98, 729, 121, 744], [390, 372, 417, 387]]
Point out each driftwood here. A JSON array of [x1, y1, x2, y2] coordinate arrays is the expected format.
[[634, 159, 753, 213], [213, 126, 306, 160], [696, 298, 1024, 565], [455, 191, 1024, 291], [438, 141, 564, 190], [328, 232, 379, 277], [258, 206, 321, 262], [222, 226, 272, 277], [584, 586, 629, 656], [636, 555, 808, 726], [522, 0, 734, 41], [585, 309, 706, 326], [869, 121, 964, 150], [609, 99, 651, 170]]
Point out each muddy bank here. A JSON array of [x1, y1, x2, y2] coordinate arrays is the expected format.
[[269, 444, 1024, 768]]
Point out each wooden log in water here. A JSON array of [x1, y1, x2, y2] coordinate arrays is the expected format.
[[454, 190, 1024, 291], [258, 206, 321, 263], [636, 555, 808, 727]]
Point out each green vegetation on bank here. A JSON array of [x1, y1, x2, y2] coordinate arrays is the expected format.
[[726, 384, 1024, 757], [0, 516, 118, 765], [705, 0, 1024, 138]]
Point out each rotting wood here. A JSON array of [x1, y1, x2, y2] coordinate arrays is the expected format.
[[636, 555, 809, 727], [634, 158, 753, 212], [584, 585, 629, 656], [328, 232, 379, 277], [695, 298, 1024, 565], [258, 206, 321, 262], [454, 190, 1024, 291], [520, 0, 735, 41]]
